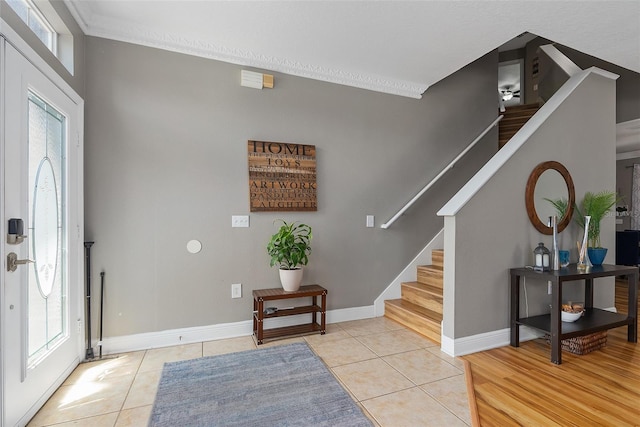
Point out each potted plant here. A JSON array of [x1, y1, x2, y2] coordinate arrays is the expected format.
[[267, 220, 312, 291], [574, 191, 620, 266], [546, 191, 619, 266]]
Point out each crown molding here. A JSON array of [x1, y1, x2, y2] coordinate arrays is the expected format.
[[64, 2, 426, 99]]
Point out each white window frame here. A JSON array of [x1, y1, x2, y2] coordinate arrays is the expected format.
[[6, 0, 58, 55]]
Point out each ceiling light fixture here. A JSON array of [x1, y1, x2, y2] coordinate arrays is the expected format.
[[501, 90, 513, 101]]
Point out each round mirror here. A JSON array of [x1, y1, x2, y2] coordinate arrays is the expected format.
[[525, 161, 575, 235], [534, 169, 568, 222]]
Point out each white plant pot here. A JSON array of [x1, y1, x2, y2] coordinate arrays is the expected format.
[[279, 268, 303, 292]]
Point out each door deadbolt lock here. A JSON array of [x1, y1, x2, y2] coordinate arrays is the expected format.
[[7, 218, 27, 244], [7, 252, 34, 272]]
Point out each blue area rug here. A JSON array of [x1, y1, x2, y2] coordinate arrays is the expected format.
[[148, 342, 372, 426]]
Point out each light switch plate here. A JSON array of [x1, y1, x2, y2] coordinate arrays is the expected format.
[[366, 215, 375, 228], [231, 283, 242, 299], [232, 215, 249, 228]]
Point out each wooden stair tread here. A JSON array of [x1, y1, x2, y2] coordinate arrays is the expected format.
[[417, 264, 443, 272], [498, 105, 539, 149], [385, 299, 443, 322], [403, 281, 443, 295], [384, 248, 444, 344], [385, 299, 442, 344], [502, 103, 540, 112], [500, 120, 533, 128], [502, 109, 538, 116]]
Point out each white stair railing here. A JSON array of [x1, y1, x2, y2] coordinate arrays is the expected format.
[[539, 44, 581, 77], [381, 115, 503, 229]]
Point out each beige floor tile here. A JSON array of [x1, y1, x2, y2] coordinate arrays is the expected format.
[[362, 387, 468, 427], [64, 352, 145, 386], [122, 369, 162, 409], [383, 349, 463, 385], [311, 337, 377, 367], [203, 335, 256, 356], [338, 317, 404, 337], [27, 317, 474, 427], [421, 375, 471, 425], [395, 329, 439, 349], [28, 376, 133, 426], [28, 412, 119, 426], [115, 405, 152, 427], [331, 358, 414, 401], [426, 346, 465, 370], [257, 335, 306, 347], [358, 403, 382, 427], [138, 343, 202, 373], [356, 330, 427, 356], [304, 324, 351, 346]]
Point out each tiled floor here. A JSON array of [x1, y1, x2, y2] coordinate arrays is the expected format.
[[28, 317, 471, 426]]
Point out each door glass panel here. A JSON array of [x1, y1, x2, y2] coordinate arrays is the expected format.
[[27, 92, 67, 366]]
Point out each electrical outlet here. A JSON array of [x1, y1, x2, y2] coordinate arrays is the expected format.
[[232, 215, 249, 228], [231, 283, 242, 298], [548, 281, 552, 295]]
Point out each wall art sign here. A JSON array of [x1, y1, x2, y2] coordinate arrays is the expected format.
[[248, 140, 317, 212]]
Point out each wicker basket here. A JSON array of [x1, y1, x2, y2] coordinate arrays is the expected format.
[[545, 331, 607, 355]]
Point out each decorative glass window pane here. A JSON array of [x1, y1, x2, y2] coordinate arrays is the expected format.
[[6, 0, 29, 22], [27, 92, 66, 365], [5, 0, 56, 54]]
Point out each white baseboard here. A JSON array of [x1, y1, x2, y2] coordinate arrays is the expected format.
[[99, 305, 376, 355], [441, 326, 543, 357], [99, 305, 618, 357]]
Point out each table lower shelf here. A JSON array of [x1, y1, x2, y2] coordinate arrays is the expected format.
[[517, 308, 631, 340], [259, 323, 324, 341]]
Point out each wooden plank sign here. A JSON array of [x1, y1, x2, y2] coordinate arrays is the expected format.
[[248, 140, 317, 212]]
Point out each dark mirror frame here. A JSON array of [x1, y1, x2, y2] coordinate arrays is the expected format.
[[525, 161, 575, 235]]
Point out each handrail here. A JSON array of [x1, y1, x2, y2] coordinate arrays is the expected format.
[[438, 67, 618, 218], [539, 44, 581, 77], [381, 115, 503, 229]]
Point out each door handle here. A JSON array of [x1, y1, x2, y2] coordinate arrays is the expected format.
[[7, 252, 34, 272]]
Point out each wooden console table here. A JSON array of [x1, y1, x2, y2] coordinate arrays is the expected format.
[[253, 284, 327, 344], [510, 264, 638, 364]]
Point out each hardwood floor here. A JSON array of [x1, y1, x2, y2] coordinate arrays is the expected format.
[[463, 280, 639, 426]]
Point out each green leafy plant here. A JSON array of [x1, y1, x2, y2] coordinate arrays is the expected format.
[[574, 191, 620, 248], [267, 220, 312, 270], [547, 191, 620, 248]]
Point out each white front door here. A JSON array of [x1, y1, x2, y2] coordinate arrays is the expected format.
[[2, 39, 84, 427]]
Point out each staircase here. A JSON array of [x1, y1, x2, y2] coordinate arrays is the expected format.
[[499, 103, 540, 148], [384, 249, 443, 344]]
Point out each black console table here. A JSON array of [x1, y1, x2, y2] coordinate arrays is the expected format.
[[510, 264, 638, 364]]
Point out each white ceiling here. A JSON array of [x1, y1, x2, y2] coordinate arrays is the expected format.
[[64, 1, 640, 99]]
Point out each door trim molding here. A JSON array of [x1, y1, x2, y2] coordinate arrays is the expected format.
[[0, 18, 82, 106], [1, 18, 85, 426]]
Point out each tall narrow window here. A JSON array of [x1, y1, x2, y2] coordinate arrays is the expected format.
[[27, 92, 67, 367]]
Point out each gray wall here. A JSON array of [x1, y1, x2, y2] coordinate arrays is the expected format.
[[447, 71, 616, 338], [557, 45, 640, 123], [0, 0, 85, 97], [84, 36, 498, 337]]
